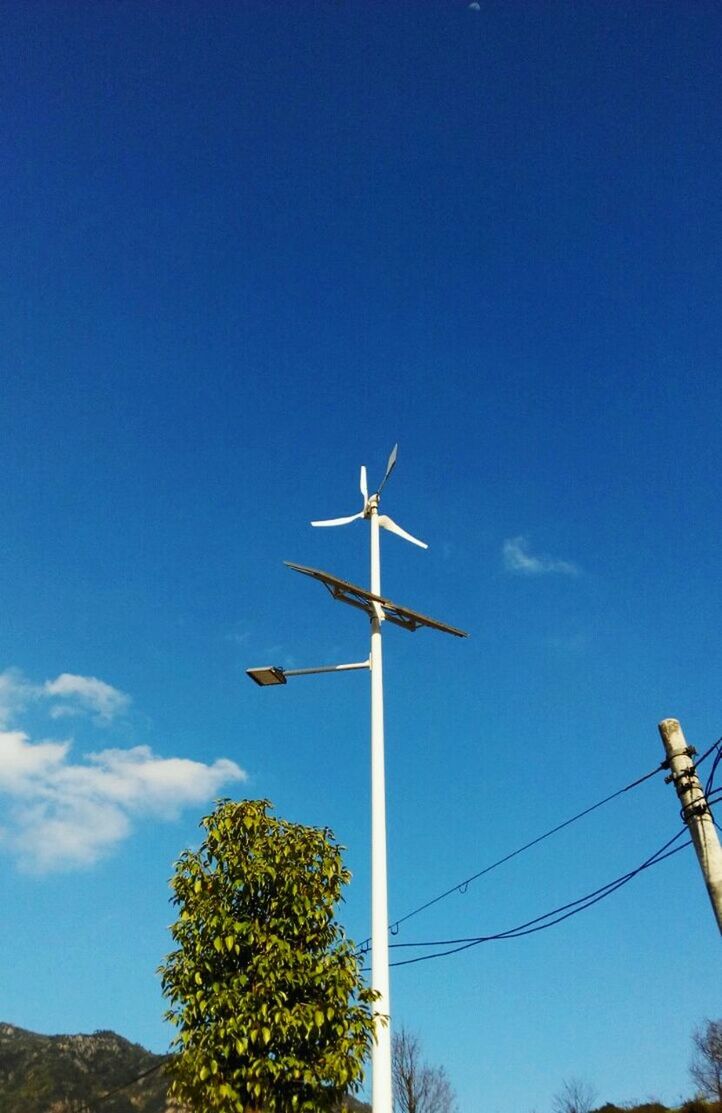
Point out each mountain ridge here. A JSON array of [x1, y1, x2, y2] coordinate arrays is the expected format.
[[0, 1022, 173, 1112], [0, 1022, 372, 1113]]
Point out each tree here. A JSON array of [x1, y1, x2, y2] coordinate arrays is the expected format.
[[551, 1077, 597, 1113], [159, 798, 378, 1113], [690, 1019, 722, 1105], [392, 1027, 457, 1113]]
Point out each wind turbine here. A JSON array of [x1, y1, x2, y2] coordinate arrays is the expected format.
[[246, 445, 467, 1113], [312, 443, 428, 552]]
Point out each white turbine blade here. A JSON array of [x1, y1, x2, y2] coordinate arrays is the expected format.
[[378, 514, 428, 549], [311, 511, 365, 527], [360, 465, 368, 503], [376, 443, 398, 495]]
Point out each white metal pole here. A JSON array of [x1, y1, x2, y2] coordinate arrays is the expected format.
[[369, 498, 393, 1113]]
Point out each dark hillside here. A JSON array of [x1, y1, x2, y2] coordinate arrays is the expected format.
[[0, 1022, 371, 1113], [593, 1103, 721, 1113], [0, 1023, 173, 1113]]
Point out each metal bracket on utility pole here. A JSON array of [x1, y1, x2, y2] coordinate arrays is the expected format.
[[658, 718, 722, 935]]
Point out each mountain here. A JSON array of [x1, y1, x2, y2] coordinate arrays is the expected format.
[[0, 1023, 372, 1113], [594, 1105, 721, 1113], [0, 1023, 172, 1112]]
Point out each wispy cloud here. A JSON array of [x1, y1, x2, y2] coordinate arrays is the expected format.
[[44, 673, 130, 722], [502, 536, 579, 577], [0, 668, 36, 728], [0, 668, 130, 726], [0, 668, 245, 872]]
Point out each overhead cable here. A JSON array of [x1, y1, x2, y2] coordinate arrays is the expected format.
[[377, 828, 691, 969], [357, 758, 666, 953], [701, 735, 722, 799], [81, 1059, 168, 1110], [693, 732, 722, 772]]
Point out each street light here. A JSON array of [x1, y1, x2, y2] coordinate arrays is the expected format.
[[247, 446, 467, 1113], [246, 666, 287, 686]]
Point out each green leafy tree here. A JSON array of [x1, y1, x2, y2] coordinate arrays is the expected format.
[[159, 798, 378, 1113]]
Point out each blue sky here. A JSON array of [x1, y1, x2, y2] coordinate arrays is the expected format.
[[1, 2, 721, 1110]]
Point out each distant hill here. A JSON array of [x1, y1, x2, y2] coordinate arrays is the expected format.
[[594, 1104, 721, 1113], [0, 1022, 372, 1113], [0, 1023, 172, 1112]]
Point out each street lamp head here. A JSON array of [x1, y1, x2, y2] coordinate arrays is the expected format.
[[246, 666, 287, 687]]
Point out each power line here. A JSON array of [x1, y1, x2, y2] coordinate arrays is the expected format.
[[358, 734, 721, 965], [79, 1059, 168, 1111], [693, 732, 722, 773], [390, 828, 688, 949], [376, 828, 691, 969], [701, 735, 722, 799], [357, 759, 666, 953]]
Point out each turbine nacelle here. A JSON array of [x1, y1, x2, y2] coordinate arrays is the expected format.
[[310, 444, 428, 549]]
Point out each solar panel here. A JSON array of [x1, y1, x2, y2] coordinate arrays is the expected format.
[[284, 562, 468, 638]]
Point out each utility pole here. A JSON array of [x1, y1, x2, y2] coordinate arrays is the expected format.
[[658, 718, 722, 934]]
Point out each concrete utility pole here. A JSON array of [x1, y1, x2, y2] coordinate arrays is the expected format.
[[658, 718, 722, 934]]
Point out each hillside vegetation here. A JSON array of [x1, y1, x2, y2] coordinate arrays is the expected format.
[[594, 1105, 721, 1113], [0, 1023, 372, 1113], [0, 1023, 172, 1112]]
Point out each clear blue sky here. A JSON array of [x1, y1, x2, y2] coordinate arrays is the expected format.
[[1, 3, 720, 1110]]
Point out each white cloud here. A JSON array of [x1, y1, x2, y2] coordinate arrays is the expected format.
[[0, 668, 246, 872], [0, 731, 245, 872], [0, 668, 130, 727], [502, 536, 579, 577], [10, 794, 132, 871], [0, 730, 69, 790], [44, 673, 130, 722]]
